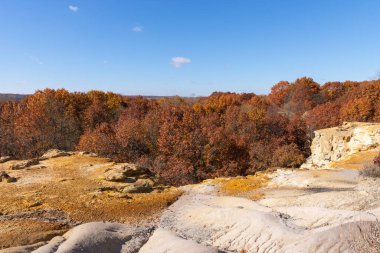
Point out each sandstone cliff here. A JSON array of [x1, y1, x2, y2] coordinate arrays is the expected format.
[[302, 122, 380, 169]]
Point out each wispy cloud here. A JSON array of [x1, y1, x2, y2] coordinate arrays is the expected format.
[[132, 26, 144, 32], [68, 5, 79, 12], [171, 57, 191, 68], [29, 55, 43, 65]]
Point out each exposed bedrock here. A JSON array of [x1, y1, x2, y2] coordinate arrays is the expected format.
[[302, 122, 380, 169]]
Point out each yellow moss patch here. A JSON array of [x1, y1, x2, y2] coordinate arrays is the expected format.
[[212, 173, 269, 200], [329, 149, 379, 170]]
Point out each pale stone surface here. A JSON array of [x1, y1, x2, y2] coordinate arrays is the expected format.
[[39, 150, 70, 161], [156, 170, 380, 253], [139, 228, 219, 253], [32, 222, 153, 253], [104, 164, 150, 182], [302, 122, 380, 169]]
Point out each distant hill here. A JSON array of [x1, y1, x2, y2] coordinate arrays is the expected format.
[[0, 93, 27, 102]]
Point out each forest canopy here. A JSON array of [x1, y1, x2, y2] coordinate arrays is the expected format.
[[1, 77, 380, 185]]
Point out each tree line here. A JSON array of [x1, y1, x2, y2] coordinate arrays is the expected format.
[[1, 77, 380, 185]]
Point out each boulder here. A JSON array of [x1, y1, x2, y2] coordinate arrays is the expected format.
[[104, 163, 150, 182], [122, 179, 154, 193], [0, 171, 17, 183], [0, 156, 12, 163], [39, 149, 70, 160], [104, 170, 127, 182], [11, 159, 39, 170], [77, 151, 98, 157]]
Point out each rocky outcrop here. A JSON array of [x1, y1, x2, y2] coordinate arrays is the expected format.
[[122, 179, 154, 194], [10, 159, 39, 170], [104, 163, 151, 182], [39, 149, 71, 161], [0, 156, 12, 163], [102, 163, 155, 195], [302, 122, 380, 169], [0, 171, 16, 183]]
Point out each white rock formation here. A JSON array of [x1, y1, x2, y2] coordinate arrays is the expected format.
[[32, 222, 152, 253], [139, 228, 218, 253], [302, 122, 380, 169]]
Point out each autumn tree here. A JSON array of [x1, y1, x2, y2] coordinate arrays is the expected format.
[[268, 81, 291, 107], [77, 123, 119, 158], [152, 106, 206, 185], [14, 89, 82, 157], [83, 91, 124, 130], [304, 102, 342, 131], [271, 143, 305, 168], [0, 101, 20, 157]]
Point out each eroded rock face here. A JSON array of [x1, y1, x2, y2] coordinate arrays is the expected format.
[[302, 122, 380, 169]]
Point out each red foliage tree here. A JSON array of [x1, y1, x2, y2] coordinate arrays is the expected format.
[[304, 101, 342, 130], [268, 81, 291, 107], [77, 123, 119, 158], [152, 106, 206, 185], [0, 101, 20, 157], [14, 89, 82, 157]]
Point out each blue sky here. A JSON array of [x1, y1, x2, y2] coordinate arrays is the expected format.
[[0, 0, 380, 96]]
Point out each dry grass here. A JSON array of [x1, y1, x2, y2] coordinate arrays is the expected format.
[[0, 155, 182, 248], [360, 163, 380, 178]]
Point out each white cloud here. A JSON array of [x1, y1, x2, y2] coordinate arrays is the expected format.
[[69, 5, 79, 12], [29, 55, 43, 65], [132, 26, 144, 32], [171, 57, 191, 68]]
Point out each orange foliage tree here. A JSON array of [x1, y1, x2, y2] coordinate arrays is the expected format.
[[4, 77, 380, 186]]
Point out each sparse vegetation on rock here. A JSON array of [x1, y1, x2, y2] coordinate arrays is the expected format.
[[361, 154, 380, 178]]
